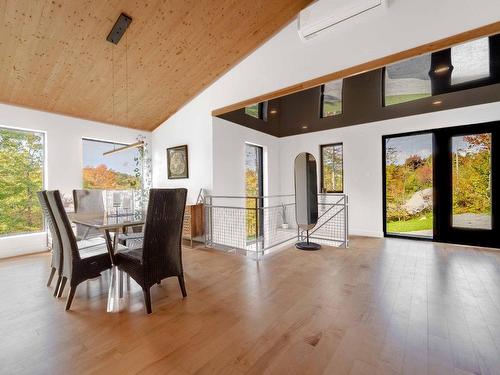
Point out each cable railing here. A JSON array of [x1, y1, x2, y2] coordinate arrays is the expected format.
[[204, 193, 348, 259]]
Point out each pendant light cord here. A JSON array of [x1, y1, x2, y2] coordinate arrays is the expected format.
[[112, 45, 115, 122]]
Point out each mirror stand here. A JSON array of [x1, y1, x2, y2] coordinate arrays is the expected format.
[[296, 230, 321, 251], [294, 152, 321, 251]]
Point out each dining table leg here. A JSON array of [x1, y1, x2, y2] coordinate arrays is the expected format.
[[105, 228, 124, 313]]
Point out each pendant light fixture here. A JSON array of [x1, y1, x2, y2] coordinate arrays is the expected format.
[[104, 13, 142, 157]]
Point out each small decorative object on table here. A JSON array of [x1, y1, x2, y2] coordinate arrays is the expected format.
[[167, 145, 189, 179]]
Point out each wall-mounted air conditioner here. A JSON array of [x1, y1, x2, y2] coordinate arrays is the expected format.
[[298, 0, 383, 40]]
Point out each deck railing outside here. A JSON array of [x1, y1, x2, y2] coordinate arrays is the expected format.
[[204, 194, 348, 259]]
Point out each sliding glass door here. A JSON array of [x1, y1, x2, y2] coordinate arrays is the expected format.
[[384, 121, 499, 248]]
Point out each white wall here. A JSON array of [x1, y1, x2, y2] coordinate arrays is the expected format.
[[212, 117, 281, 197], [152, 91, 213, 204], [0, 103, 150, 257], [279, 102, 500, 237]]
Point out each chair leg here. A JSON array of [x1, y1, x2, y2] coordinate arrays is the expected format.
[[53, 275, 62, 297], [118, 270, 124, 298], [65, 285, 77, 311], [57, 277, 67, 298], [142, 288, 152, 314], [47, 267, 56, 287], [178, 275, 187, 298]]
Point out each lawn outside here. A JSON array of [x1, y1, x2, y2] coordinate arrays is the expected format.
[[387, 214, 433, 233]]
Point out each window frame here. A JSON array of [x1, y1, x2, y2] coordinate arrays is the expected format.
[[320, 79, 344, 119], [320, 143, 344, 193]]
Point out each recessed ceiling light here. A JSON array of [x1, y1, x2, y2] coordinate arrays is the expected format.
[[302, 125, 308, 129], [270, 109, 278, 114], [432, 100, 443, 105], [434, 66, 450, 74]]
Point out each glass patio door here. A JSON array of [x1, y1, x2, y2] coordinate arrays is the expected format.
[[435, 125, 498, 248], [383, 133, 434, 239]]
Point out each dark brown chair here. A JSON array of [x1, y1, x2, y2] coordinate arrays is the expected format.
[[37, 191, 64, 296], [47, 190, 122, 310], [115, 188, 188, 314], [73, 189, 105, 240]]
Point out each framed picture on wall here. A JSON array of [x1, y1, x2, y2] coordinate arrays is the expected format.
[[167, 145, 189, 179]]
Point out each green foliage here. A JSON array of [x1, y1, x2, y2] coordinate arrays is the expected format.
[[386, 152, 432, 224], [322, 100, 342, 117], [385, 93, 431, 106], [452, 134, 491, 215], [322, 145, 343, 192], [0, 128, 44, 236], [245, 169, 258, 239], [387, 214, 433, 233], [245, 104, 260, 119]]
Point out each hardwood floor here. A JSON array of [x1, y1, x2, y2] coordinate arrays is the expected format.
[[1, 237, 499, 375]]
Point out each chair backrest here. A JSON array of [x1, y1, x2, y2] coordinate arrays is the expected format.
[[37, 191, 63, 271], [142, 189, 187, 283], [73, 190, 104, 240], [73, 189, 104, 214], [46, 190, 80, 279]]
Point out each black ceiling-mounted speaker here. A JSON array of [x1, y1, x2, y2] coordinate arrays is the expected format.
[[106, 13, 132, 45]]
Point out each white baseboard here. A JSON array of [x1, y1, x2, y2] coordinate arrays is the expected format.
[[0, 232, 48, 259], [349, 229, 384, 238]]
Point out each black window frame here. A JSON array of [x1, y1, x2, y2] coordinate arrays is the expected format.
[[320, 143, 344, 193], [382, 121, 500, 249], [320, 79, 344, 119]]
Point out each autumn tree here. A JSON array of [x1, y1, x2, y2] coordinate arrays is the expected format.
[[0, 128, 44, 236]]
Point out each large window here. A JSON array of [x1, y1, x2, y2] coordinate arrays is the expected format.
[[384, 133, 433, 238], [320, 143, 343, 193], [82, 138, 141, 190], [451, 37, 490, 85], [384, 54, 432, 106], [245, 143, 264, 240], [0, 127, 45, 236], [321, 79, 343, 117]]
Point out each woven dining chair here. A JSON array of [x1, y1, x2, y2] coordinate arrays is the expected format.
[[47, 190, 123, 310], [115, 188, 187, 314], [37, 191, 64, 297], [73, 189, 105, 241]]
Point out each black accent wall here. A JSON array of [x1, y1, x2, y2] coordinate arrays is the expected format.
[[218, 35, 500, 137]]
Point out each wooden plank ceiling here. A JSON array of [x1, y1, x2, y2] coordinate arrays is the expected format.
[[0, 0, 312, 131]]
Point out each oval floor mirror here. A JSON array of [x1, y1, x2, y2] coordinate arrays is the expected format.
[[294, 152, 321, 250]]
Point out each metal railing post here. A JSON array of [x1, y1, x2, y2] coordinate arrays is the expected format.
[[208, 196, 213, 247], [344, 195, 349, 248], [254, 197, 259, 260]]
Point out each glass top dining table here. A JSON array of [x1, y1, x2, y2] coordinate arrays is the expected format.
[[68, 210, 146, 312], [69, 211, 146, 231]]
